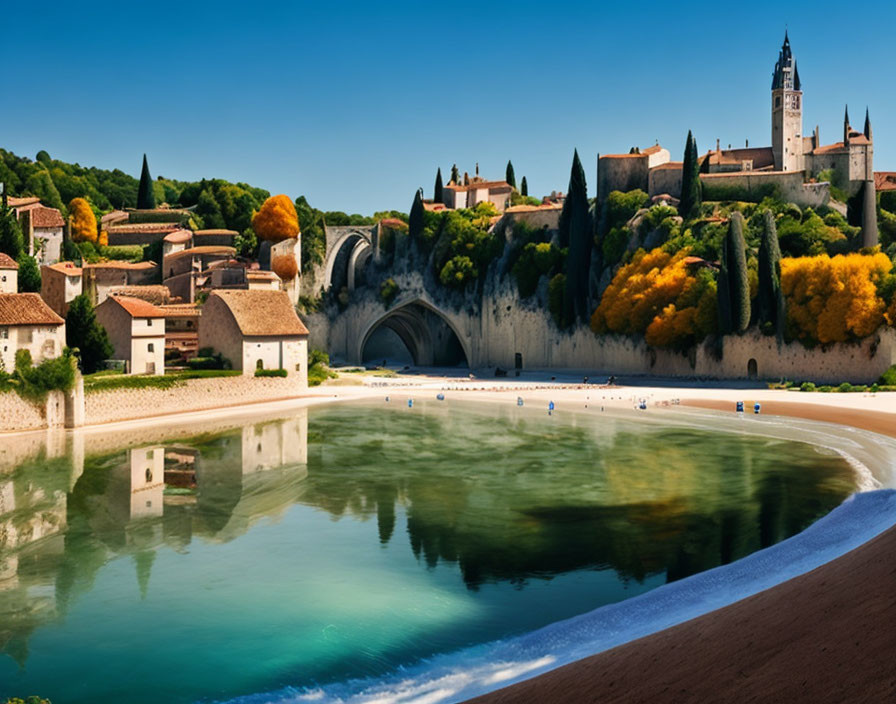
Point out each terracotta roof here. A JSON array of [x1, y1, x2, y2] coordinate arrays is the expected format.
[[163, 229, 193, 244], [444, 180, 513, 193], [874, 172, 896, 192], [600, 153, 645, 160], [0, 253, 18, 269], [107, 223, 182, 234], [812, 142, 848, 155], [379, 218, 407, 228], [84, 261, 157, 271], [193, 229, 238, 236], [504, 203, 563, 213], [246, 270, 280, 281], [6, 196, 40, 207], [101, 210, 129, 225], [26, 205, 65, 229], [159, 304, 200, 318], [107, 295, 167, 319], [107, 285, 173, 305], [702, 147, 775, 169], [423, 202, 447, 212], [0, 293, 64, 326], [44, 261, 82, 276], [208, 289, 308, 337], [651, 161, 683, 171], [642, 145, 664, 156], [164, 246, 236, 262]]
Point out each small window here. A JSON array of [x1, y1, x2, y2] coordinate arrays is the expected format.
[[256, 359, 264, 370], [0, 328, 7, 339], [775, 96, 781, 108], [148, 343, 154, 352], [145, 468, 153, 483], [147, 319, 153, 326], [1, 276, 5, 282]]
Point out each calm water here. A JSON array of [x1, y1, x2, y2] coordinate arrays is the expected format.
[[0, 401, 857, 703]]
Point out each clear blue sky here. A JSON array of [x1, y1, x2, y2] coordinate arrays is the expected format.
[[1, 1, 892, 214]]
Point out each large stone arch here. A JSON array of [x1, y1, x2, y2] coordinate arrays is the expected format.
[[358, 297, 472, 368], [323, 226, 375, 292]]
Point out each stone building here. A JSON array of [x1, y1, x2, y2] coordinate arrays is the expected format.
[[95, 295, 166, 375], [0, 254, 17, 294], [442, 166, 514, 211], [162, 245, 236, 302], [0, 293, 66, 372], [83, 261, 159, 306], [198, 289, 308, 384], [597, 32, 878, 245], [40, 262, 83, 317], [7, 196, 65, 265]]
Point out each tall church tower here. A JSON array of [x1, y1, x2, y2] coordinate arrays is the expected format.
[[771, 31, 804, 172]]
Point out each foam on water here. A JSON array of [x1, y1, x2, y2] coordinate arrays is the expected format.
[[219, 489, 896, 704]]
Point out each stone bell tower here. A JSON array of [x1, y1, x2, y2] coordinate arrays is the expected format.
[[771, 31, 804, 172]]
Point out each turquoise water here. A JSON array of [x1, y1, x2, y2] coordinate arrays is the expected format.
[[0, 401, 857, 703]]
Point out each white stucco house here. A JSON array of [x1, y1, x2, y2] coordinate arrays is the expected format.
[[198, 289, 308, 385], [0, 254, 18, 294], [0, 293, 66, 372], [94, 295, 166, 375], [8, 197, 65, 265]]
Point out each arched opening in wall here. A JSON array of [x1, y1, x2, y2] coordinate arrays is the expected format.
[[361, 301, 469, 368], [326, 233, 370, 294], [747, 358, 758, 380]]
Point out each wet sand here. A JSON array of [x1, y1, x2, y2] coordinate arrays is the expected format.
[[467, 520, 896, 704]]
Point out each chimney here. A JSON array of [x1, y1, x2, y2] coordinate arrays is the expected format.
[[716, 138, 720, 152]]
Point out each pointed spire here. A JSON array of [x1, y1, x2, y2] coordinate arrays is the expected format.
[[844, 105, 851, 145], [793, 60, 801, 91], [864, 108, 872, 141]]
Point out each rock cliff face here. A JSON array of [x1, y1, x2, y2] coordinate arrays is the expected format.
[[303, 220, 896, 383]]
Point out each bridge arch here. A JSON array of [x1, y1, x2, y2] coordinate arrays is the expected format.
[[358, 298, 471, 368], [324, 228, 374, 292]]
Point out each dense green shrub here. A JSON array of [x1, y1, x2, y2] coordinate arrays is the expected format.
[[255, 368, 288, 377], [12, 348, 77, 401], [308, 349, 336, 387], [603, 190, 649, 231], [380, 278, 399, 306], [800, 381, 816, 392], [548, 273, 567, 328], [83, 369, 240, 393], [512, 241, 563, 297], [879, 365, 896, 386]]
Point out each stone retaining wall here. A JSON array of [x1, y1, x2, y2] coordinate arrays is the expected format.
[[84, 375, 305, 426], [0, 390, 65, 433]]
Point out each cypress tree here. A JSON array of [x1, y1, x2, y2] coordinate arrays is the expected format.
[[505, 160, 516, 190], [521, 176, 528, 197], [0, 204, 24, 259], [717, 231, 733, 335], [679, 130, 701, 218], [434, 168, 443, 203], [16, 254, 41, 292], [757, 209, 785, 340], [450, 164, 460, 185], [137, 154, 156, 210], [66, 294, 113, 374], [408, 188, 424, 241], [560, 150, 592, 325], [727, 211, 751, 333]]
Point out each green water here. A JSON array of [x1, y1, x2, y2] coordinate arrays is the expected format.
[[0, 401, 857, 703]]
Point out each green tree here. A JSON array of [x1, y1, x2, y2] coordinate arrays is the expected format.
[[66, 294, 113, 374], [35, 149, 52, 164], [408, 188, 424, 241], [137, 154, 156, 209], [434, 168, 443, 203], [757, 209, 785, 339], [0, 204, 24, 258], [679, 130, 701, 218], [24, 168, 64, 212], [17, 254, 40, 292], [727, 211, 751, 332], [521, 176, 528, 197], [717, 230, 733, 335], [506, 160, 516, 189], [195, 189, 225, 229], [450, 164, 460, 185], [559, 149, 591, 324]]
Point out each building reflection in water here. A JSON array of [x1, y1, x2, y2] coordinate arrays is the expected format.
[[0, 410, 309, 665]]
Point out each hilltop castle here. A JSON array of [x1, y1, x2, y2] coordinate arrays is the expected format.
[[597, 32, 878, 246]]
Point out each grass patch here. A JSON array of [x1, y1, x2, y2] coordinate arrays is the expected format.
[[84, 369, 241, 393]]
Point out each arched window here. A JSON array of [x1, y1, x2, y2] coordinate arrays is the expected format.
[[256, 359, 264, 370], [747, 358, 758, 380], [145, 468, 153, 483]]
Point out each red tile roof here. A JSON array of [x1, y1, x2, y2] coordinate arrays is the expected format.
[[444, 180, 513, 193], [874, 172, 896, 192], [0, 293, 64, 326], [163, 245, 236, 262], [651, 161, 684, 171], [108, 295, 167, 319], [44, 261, 83, 276], [6, 196, 40, 208], [163, 229, 193, 244], [0, 253, 18, 269], [208, 289, 309, 337], [84, 261, 157, 271], [25, 205, 65, 228]]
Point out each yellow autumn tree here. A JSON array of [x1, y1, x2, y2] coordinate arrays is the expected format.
[[253, 194, 299, 242], [591, 248, 717, 350], [69, 197, 97, 243], [780, 252, 891, 344], [272, 254, 298, 281]]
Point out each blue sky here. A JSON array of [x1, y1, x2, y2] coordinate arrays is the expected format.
[[1, 1, 892, 214]]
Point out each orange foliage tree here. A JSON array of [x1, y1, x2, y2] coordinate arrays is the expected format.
[[591, 248, 717, 350], [69, 197, 97, 243], [253, 195, 299, 242], [272, 254, 298, 281], [780, 252, 891, 344]]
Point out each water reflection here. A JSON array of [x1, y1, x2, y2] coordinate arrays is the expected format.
[[0, 401, 856, 690]]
